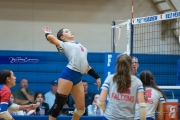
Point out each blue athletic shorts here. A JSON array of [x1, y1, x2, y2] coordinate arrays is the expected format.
[[103, 116, 108, 120], [146, 117, 154, 120], [137, 117, 154, 120], [59, 67, 82, 85]]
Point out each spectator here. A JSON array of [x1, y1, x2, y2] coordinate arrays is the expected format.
[[13, 78, 35, 105], [9, 94, 25, 115], [34, 92, 49, 115], [134, 70, 166, 120], [82, 80, 94, 108], [87, 94, 103, 116], [131, 56, 140, 77], [44, 80, 58, 108]]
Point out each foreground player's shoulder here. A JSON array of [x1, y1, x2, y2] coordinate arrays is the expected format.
[[1, 85, 11, 99], [106, 74, 114, 82], [58, 40, 65, 47], [131, 75, 143, 88], [2, 85, 11, 92], [131, 75, 141, 82], [151, 87, 163, 96], [101, 74, 115, 90]]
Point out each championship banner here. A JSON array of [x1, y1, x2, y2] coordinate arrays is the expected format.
[[104, 53, 120, 79]]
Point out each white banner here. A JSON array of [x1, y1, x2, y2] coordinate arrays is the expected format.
[[132, 11, 180, 24]]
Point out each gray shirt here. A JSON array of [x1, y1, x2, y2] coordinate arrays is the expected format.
[[134, 87, 165, 119], [101, 75, 144, 120], [58, 41, 89, 74]]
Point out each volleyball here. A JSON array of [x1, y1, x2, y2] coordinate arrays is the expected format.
[[26, 109, 36, 115]]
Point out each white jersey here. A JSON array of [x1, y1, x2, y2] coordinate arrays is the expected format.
[[134, 87, 165, 119], [58, 41, 89, 74], [101, 74, 144, 120]]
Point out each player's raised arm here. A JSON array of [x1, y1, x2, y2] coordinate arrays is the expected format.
[[42, 26, 60, 47]]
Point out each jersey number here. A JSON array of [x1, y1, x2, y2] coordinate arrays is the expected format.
[[145, 89, 152, 98], [79, 46, 84, 52]]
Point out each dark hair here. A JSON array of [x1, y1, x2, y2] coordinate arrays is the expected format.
[[57, 28, 64, 41], [113, 54, 131, 93], [0, 69, 12, 84], [139, 70, 167, 100], [93, 94, 99, 100], [34, 92, 45, 101]]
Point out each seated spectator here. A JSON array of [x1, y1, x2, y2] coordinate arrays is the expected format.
[[34, 92, 49, 115], [87, 94, 103, 116], [44, 79, 58, 108], [82, 80, 95, 108], [12, 78, 35, 105], [9, 94, 25, 115], [70, 80, 94, 108]]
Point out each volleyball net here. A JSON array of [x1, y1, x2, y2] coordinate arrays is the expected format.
[[111, 11, 180, 86], [106, 11, 180, 120], [131, 11, 180, 86]]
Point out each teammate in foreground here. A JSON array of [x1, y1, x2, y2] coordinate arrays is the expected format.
[[135, 70, 166, 120], [98, 54, 146, 120], [0, 69, 37, 120]]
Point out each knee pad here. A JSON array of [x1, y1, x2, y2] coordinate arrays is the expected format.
[[48, 93, 68, 118], [74, 108, 85, 116]]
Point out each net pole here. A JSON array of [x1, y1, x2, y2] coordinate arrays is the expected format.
[[111, 21, 116, 52], [132, 0, 134, 23], [130, 19, 134, 57], [130, 0, 134, 56]]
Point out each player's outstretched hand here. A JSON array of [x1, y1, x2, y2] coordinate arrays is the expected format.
[[94, 78, 101, 90], [42, 26, 52, 34], [28, 104, 37, 110]]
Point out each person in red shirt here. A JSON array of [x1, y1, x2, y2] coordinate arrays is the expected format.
[[0, 69, 37, 120]]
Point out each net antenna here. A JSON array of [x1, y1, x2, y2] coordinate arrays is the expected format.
[[111, 19, 131, 55]]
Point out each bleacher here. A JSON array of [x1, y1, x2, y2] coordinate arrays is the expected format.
[[0, 50, 180, 100], [0, 50, 105, 94], [0, 50, 180, 119], [134, 54, 180, 100]]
